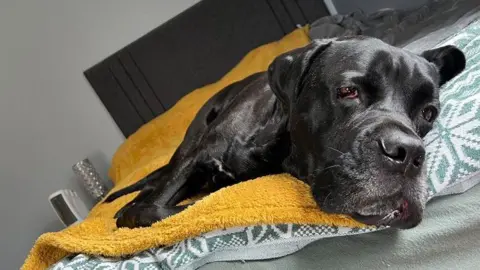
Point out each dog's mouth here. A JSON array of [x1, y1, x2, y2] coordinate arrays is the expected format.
[[351, 200, 411, 228], [310, 155, 425, 229]]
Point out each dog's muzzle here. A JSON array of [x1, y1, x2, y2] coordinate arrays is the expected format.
[[312, 115, 427, 229]]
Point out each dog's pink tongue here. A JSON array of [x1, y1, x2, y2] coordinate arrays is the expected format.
[[400, 200, 409, 220]]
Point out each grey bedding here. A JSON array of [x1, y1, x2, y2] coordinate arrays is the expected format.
[[201, 180, 480, 270], [309, 0, 480, 50]]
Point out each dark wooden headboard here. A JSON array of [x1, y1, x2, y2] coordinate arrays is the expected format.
[[84, 0, 328, 137]]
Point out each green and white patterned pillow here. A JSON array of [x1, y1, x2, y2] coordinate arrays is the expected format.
[[424, 23, 480, 195], [50, 21, 480, 270]]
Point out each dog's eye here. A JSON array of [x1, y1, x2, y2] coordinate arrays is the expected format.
[[422, 106, 437, 122], [337, 87, 358, 99]]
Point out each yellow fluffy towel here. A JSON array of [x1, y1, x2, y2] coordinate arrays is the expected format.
[[22, 27, 365, 270]]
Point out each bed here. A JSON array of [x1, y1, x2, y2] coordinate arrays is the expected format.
[[45, 0, 480, 269]]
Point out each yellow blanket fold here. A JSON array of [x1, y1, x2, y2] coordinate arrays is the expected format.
[[22, 27, 364, 270]]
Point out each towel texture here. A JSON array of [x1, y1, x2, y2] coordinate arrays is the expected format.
[[22, 27, 365, 270]]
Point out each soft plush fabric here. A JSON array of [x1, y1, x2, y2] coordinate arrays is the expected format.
[[23, 26, 368, 270]]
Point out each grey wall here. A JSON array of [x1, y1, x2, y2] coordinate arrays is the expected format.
[[0, 0, 196, 268]]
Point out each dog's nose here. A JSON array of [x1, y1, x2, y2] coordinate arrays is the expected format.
[[378, 130, 425, 175]]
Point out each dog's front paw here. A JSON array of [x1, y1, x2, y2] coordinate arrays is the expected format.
[[115, 205, 157, 229], [116, 213, 153, 229], [115, 204, 187, 228]]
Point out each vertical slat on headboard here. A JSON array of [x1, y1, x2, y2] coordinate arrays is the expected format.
[[296, 0, 329, 23], [265, 0, 295, 34], [84, 62, 148, 136], [109, 57, 156, 122], [116, 50, 166, 115], [281, 0, 310, 25]]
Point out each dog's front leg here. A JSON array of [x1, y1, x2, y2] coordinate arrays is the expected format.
[[116, 156, 209, 228]]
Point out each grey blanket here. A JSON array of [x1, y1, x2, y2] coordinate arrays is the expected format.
[[309, 0, 480, 51]]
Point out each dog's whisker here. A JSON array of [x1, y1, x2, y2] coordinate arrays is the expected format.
[[376, 209, 401, 225], [314, 164, 341, 175], [322, 192, 332, 207], [327, 147, 345, 156], [310, 165, 341, 181]]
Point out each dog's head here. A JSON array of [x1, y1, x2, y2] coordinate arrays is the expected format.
[[268, 37, 465, 229]]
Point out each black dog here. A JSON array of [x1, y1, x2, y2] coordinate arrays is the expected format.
[[105, 37, 465, 229]]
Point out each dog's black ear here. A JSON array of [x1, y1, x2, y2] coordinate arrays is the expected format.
[[268, 40, 333, 106], [421, 45, 466, 86]]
